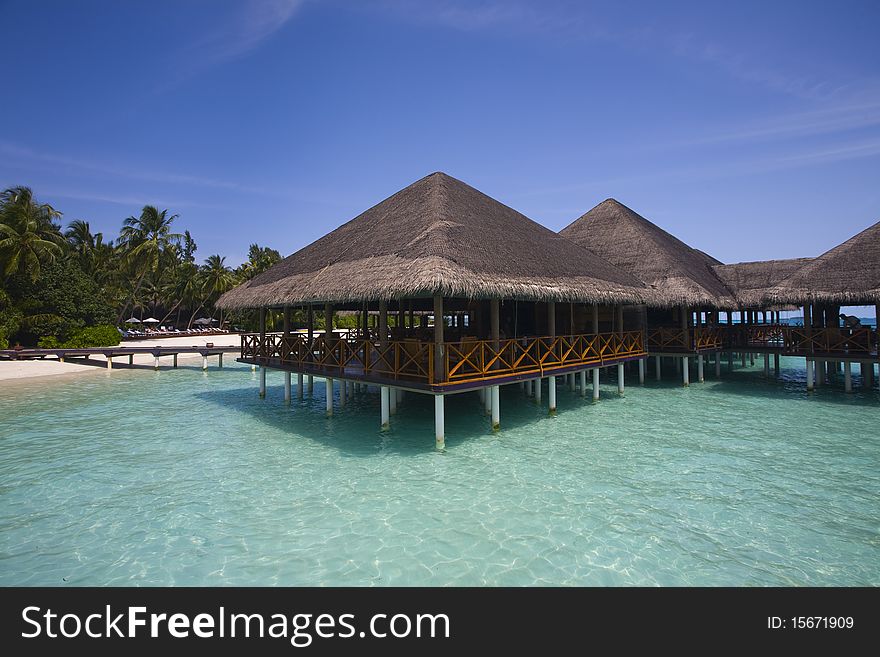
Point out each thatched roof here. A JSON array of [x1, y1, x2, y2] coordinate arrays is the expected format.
[[559, 199, 736, 308], [767, 220, 880, 305], [712, 258, 813, 307], [218, 173, 646, 309]]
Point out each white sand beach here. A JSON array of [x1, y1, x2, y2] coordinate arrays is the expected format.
[[0, 334, 242, 384]]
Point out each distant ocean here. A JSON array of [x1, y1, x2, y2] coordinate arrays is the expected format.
[[779, 317, 877, 328]]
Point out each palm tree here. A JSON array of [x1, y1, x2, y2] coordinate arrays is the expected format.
[[192, 254, 236, 327], [0, 186, 65, 280], [116, 206, 181, 323]]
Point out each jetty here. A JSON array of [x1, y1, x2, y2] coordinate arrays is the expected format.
[[0, 344, 239, 370]]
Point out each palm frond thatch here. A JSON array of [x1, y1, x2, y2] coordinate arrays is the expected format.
[[559, 199, 736, 308], [767, 220, 880, 305], [218, 173, 647, 309], [713, 257, 814, 307]]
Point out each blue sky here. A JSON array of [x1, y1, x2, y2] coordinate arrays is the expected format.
[[1, 0, 878, 269]]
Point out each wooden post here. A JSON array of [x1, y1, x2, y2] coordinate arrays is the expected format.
[[283, 305, 291, 336], [763, 354, 770, 377], [715, 353, 721, 378], [297, 373, 303, 399], [259, 307, 267, 356], [638, 358, 645, 384], [433, 295, 444, 383], [548, 301, 556, 413], [259, 366, 266, 398], [592, 303, 599, 334], [774, 353, 780, 376], [128, 354, 133, 366], [324, 303, 333, 339], [490, 299, 500, 418], [390, 384, 397, 415], [307, 305, 314, 361], [379, 300, 388, 347]]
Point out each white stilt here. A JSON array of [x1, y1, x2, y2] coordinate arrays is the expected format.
[[325, 378, 333, 416], [284, 372, 291, 402], [806, 359, 814, 391], [617, 363, 625, 394], [154, 356, 160, 371], [484, 384, 492, 415], [750, 353, 755, 366], [106, 356, 112, 370], [435, 395, 445, 450], [491, 386, 500, 430], [297, 373, 304, 399], [535, 378, 542, 404], [592, 368, 600, 401], [638, 358, 645, 384], [259, 367, 266, 397], [698, 355, 704, 383], [844, 361, 852, 392], [251, 364, 256, 372], [655, 355, 661, 381], [202, 355, 208, 370], [390, 386, 397, 415], [715, 354, 721, 378], [380, 386, 390, 429], [548, 375, 557, 413], [682, 357, 689, 386], [579, 369, 587, 396], [774, 354, 780, 377], [763, 354, 770, 378]]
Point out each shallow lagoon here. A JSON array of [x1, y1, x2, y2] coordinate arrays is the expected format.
[[1, 358, 877, 586]]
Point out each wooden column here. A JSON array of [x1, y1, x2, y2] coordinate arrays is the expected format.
[[592, 303, 599, 334], [379, 300, 388, 347], [548, 301, 556, 413], [324, 303, 333, 339], [490, 299, 500, 426], [306, 305, 314, 359], [433, 295, 444, 383], [283, 306, 291, 336]]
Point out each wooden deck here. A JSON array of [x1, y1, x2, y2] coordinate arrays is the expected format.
[[239, 331, 647, 392], [0, 345, 240, 361]]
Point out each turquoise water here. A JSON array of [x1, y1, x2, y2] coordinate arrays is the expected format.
[[1, 357, 878, 586]]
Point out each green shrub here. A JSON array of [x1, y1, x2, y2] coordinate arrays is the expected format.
[[0, 335, 7, 350], [62, 325, 121, 348], [37, 336, 62, 348]]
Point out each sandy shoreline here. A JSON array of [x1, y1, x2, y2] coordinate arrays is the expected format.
[[0, 334, 242, 384]]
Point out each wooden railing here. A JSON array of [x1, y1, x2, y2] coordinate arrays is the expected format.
[[647, 327, 725, 352], [241, 331, 646, 386], [730, 325, 877, 355]]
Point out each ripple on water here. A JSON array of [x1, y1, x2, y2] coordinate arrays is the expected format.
[[0, 357, 878, 586]]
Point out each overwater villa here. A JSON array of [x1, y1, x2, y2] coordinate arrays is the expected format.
[[218, 173, 879, 448]]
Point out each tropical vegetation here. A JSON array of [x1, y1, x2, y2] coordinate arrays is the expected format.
[[0, 186, 282, 348]]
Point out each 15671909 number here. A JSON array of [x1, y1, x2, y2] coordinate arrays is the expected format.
[[767, 616, 854, 630]]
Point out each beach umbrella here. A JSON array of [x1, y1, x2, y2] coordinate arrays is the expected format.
[[124, 317, 141, 323], [193, 318, 212, 325], [142, 317, 160, 324]]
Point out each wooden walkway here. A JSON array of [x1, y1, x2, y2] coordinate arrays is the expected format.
[[0, 345, 240, 369]]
